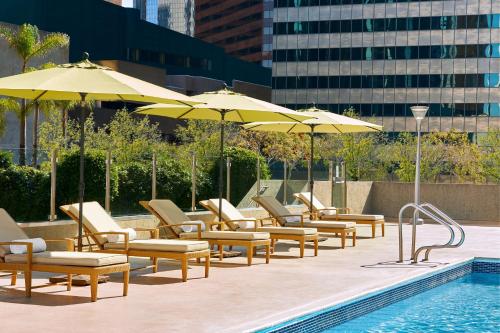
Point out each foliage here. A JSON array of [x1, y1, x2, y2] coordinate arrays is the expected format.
[[0, 150, 13, 169], [0, 166, 50, 221], [208, 147, 270, 205], [479, 129, 500, 182]]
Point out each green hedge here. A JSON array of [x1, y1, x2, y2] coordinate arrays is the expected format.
[[0, 166, 50, 221], [0, 150, 13, 169], [209, 147, 270, 206]]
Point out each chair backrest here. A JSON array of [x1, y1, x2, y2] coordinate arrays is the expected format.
[[297, 192, 329, 211], [0, 209, 29, 257], [147, 199, 189, 235], [206, 198, 244, 230], [252, 196, 291, 226], [67, 202, 122, 244]]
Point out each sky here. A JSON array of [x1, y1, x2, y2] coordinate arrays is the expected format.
[[122, 0, 133, 7]]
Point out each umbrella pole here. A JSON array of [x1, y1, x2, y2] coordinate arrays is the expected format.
[[218, 114, 225, 223], [309, 127, 315, 218], [77, 94, 87, 252]]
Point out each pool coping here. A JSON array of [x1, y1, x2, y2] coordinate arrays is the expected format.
[[251, 257, 500, 333]]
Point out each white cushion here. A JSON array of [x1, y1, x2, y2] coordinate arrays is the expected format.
[[107, 228, 137, 243], [242, 227, 317, 236], [68, 202, 122, 244], [180, 231, 270, 241], [0, 209, 29, 257], [286, 220, 356, 229], [104, 239, 209, 252], [284, 216, 301, 223], [10, 238, 47, 254], [206, 199, 257, 229], [332, 214, 384, 221], [319, 208, 337, 216], [180, 220, 206, 233], [148, 199, 189, 234], [5, 251, 127, 267]]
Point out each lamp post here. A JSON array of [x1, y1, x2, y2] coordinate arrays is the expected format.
[[410, 105, 428, 260]]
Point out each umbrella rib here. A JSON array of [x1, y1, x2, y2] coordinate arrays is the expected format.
[[33, 90, 49, 101], [235, 110, 244, 122], [286, 123, 298, 134], [332, 124, 344, 134], [177, 108, 195, 119]]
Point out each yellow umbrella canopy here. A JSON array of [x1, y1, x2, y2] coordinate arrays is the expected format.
[[0, 53, 199, 250], [243, 106, 383, 213], [136, 88, 314, 217]]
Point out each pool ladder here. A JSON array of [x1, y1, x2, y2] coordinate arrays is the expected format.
[[398, 202, 465, 263]]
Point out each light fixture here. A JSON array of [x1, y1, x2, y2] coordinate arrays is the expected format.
[[410, 106, 429, 121]]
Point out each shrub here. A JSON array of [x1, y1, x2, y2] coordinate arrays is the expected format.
[[112, 162, 152, 215], [56, 150, 118, 210], [209, 147, 270, 206], [0, 166, 50, 221], [0, 150, 13, 169]]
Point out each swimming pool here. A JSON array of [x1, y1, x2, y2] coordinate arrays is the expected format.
[[256, 258, 500, 333]]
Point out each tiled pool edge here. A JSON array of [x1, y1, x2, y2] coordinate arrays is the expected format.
[[254, 257, 500, 333]]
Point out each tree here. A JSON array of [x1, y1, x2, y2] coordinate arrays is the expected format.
[[0, 23, 69, 165], [479, 129, 500, 182]]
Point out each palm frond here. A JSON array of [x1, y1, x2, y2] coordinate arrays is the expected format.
[[29, 32, 69, 61]]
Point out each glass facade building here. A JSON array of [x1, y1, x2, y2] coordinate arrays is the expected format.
[[272, 0, 500, 136], [133, 0, 194, 36]]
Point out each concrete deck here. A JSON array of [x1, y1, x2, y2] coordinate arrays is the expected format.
[[1, 223, 499, 333]]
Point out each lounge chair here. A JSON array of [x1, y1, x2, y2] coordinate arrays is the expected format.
[[0, 208, 129, 302], [199, 198, 318, 258], [60, 202, 210, 282], [138, 200, 272, 266], [252, 196, 357, 249], [294, 192, 385, 238]]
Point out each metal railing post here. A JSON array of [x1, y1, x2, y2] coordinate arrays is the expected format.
[[105, 149, 111, 213], [152, 153, 157, 199], [49, 149, 57, 221], [191, 153, 196, 211], [283, 160, 288, 205], [256, 157, 261, 202], [226, 157, 231, 202]]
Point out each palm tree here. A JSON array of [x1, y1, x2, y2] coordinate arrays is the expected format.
[[0, 23, 69, 165]]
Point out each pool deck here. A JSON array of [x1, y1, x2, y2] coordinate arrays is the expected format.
[[1, 222, 499, 333]]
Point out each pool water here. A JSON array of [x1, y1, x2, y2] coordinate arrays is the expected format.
[[326, 273, 500, 333]]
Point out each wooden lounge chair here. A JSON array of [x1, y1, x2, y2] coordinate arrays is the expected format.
[[199, 198, 319, 258], [252, 196, 357, 249], [139, 200, 272, 265], [60, 202, 210, 282], [294, 192, 385, 238], [0, 208, 129, 302]]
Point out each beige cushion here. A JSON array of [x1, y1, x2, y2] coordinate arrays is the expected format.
[[252, 196, 292, 226], [5, 251, 127, 267], [286, 220, 356, 229], [0, 209, 29, 257], [206, 199, 256, 230], [296, 192, 328, 211], [68, 202, 122, 244], [148, 199, 189, 234], [326, 214, 384, 221], [180, 231, 270, 240], [104, 239, 209, 252], [241, 227, 317, 236]]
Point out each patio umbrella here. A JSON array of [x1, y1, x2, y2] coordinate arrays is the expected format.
[[242, 106, 383, 215], [0, 53, 199, 250], [135, 87, 313, 219]]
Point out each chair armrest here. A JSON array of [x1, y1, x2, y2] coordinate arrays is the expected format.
[[0, 242, 33, 265], [276, 214, 304, 227], [133, 227, 159, 239], [336, 207, 351, 213], [179, 222, 204, 239], [45, 238, 75, 251], [206, 221, 226, 231], [257, 217, 275, 227], [86, 232, 130, 250], [223, 218, 258, 231]]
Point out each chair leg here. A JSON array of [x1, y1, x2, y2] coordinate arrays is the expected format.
[[204, 254, 210, 278], [382, 222, 385, 237], [67, 274, 72, 291], [270, 238, 275, 253], [181, 257, 188, 282], [314, 238, 319, 256], [299, 239, 305, 258], [10, 271, 17, 286], [24, 270, 32, 297], [371, 223, 376, 238], [353, 231, 356, 247], [152, 257, 158, 273], [123, 270, 129, 296], [90, 273, 98, 302], [196, 257, 201, 264], [265, 244, 270, 264], [341, 232, 346, 249], [247, 246, 253, 266], [219, 244, 224, 261]]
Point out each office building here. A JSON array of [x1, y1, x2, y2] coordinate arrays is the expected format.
[[132, 0, 195, 35], [195, 0, 273, 67], [272, 0, 500, 137]]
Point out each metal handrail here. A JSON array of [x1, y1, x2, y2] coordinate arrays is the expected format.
[[398, 202, 464, 263], [414, 203, 465, 261]]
